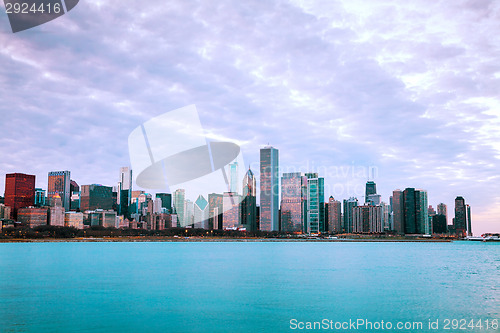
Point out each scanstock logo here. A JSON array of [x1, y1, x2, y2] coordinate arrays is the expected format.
[[3, 0, 79, 33]]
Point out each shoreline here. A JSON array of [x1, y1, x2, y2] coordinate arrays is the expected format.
[[0, 237, 454, 243]]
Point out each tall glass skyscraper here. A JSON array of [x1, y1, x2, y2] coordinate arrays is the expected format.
[[305, 173, 324, 234], [117, 167, 132, 217], [229, 162, 239, 194], [173, 189, 185, 227], [241, 168, 257, 231], [280, 172, 306, 233], [343, 197, 358, 233], [48, 171, 71, 211], [260, 146, 279, 231], [454, 196, 467, 237]]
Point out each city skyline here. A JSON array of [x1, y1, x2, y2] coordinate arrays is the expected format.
[[0, 0, 499, 235]]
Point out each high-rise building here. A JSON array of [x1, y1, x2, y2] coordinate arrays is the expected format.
[[48, 171, 71, 211], [117, 167, 132, 216], [328, 196, 342, 234], [48, 195, 65, 226], [437, 203, 447, 223], [432, 214, 447, 234], [194, 195, 209, 229], [208, 193, 223, 230], [184, 199, 194, 227], [415, 190, 429, 234], [229, 162, 239, 194], [454, 196, 467, 237], [80, 185, 114, 212], [280, 172, 306, 233], [17, 207, 48, 228], [241, 168, 257, 231], [466, 204, 472, 236], [392, 188, 429, 235], [156, 193, 172, 213], [365, 181, 377, 203], [353, 205, 383, 233], [4, 173, 36, 219], [392, 190, 404, 234], [34, 188, 46, 207], [305, 173, 324, 234], [173, 189, 185, 227], [343, 197, 358, 233], [260, 146, 279, 231], [223, 192, 240, 229]]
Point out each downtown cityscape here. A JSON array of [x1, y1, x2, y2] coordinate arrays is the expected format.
[[0, 145, 476, 239]]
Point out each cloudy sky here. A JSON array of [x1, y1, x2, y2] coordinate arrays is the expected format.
[[0, 0, 499, 234]]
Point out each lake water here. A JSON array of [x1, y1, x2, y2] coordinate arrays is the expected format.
[[0, 241, 498, 332]]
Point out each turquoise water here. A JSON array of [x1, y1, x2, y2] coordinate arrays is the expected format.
[[0, 241, 498, 332]]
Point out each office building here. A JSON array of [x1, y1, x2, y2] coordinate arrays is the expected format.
[[466, 204, 472, 236], [328, 196, 342, 233], [65, 212, 84, 229], [194, 195, 209, 229], [223, 192, 240, 229], [365, 181, 377, 204], [48, 171, 71, 211], [117, 167, 132, 216], [260, 146, 279, 231], [305, 173, 324, 234], [343, 197, 358, 233], [34, 188, 46, 207], [392, 190, 404, 234], [17, 207, 48, 228], [156, 193, 172, 213], [80, 185, 114, 211], [280, 172, 306, 233], [353, 205, 383, 233], [4, 173, 36, 219], [241, 168, 257, 231], [432, 214, 447, 234], [229, 162, 239, 194], [173, 189, 185, 227], [208, 193, 223, 230], [454, 196, 467, 237]]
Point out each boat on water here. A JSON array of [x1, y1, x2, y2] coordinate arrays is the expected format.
[[466, 234, 500, 242]]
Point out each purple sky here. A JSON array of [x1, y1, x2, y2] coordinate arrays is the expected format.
[[0, 0, 499, 234]]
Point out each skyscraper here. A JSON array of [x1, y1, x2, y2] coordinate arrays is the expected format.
[[280, 172, 306, 233], [260, 146, 279, 231], [117, 167, 132, 216], [229, 162, 239, 194], [466, 204, 472, 236], [194, 195, 209, 229], [392, 190, 404, 234], [241, 168, 257, 231], [415, 189, 429, 234], [365, 181, 377, 203], [208, 193, 223, 230], [343, 197, 358, 233], [437, 203, 447, 222], [34, 188, 46, 207], [173, 189, 185, 227], [305, 173, 324, 234], [156, 193, 172, 213], [328, 196, 342, 233], [80, 185, 114, 211], [4, 173, 36, 219], [48, 171, 71, 211], [223, 192, 240, 229], [454, 196, 467, 237]]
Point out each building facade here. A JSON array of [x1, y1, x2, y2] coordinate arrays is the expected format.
[[4, 173, 36, 219], [280, 172, 306, 233], [48, 171, 71, 211], [260, 146, 279, 231]]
